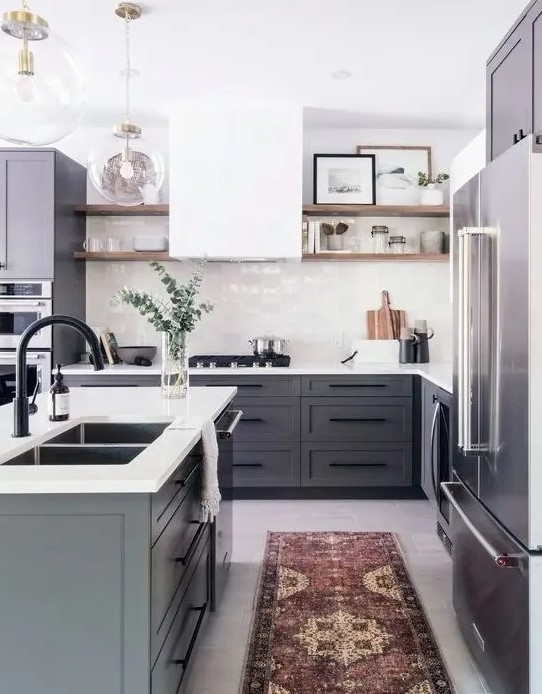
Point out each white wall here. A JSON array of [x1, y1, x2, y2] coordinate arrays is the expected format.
[[58, 124, 477, 365]]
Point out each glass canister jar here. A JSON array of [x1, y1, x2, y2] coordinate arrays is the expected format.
[[371, 225, 389, 253], [388, 235, 407, 254]]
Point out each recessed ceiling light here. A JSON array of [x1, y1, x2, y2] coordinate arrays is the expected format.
[[332, 70, 352, 80]]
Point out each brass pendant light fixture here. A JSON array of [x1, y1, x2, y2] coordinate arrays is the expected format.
[[0, 0, 85, 145], [88, 3, 165, 206]]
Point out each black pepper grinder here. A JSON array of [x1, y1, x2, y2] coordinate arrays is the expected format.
[[413, 320, 434, 364], [398, 327, 419, 364]]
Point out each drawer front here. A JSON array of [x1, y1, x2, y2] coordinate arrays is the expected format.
[[301, 375, 412, 397], [301, 443, 412, 487], [152, 448, 201, 542], [151, 473, 203, 660], [152, 538, 210, 694], [234, 398, 300, 442], [190, 375, 300, 396], [232, 443, 300, 487], [302, 397, 412, 442]]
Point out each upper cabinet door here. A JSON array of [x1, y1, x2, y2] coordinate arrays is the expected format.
[[486, 19, 532, 162], [531, 4, 542, 139], [0, 151, 55, 279], [169, 102, 303, 260]]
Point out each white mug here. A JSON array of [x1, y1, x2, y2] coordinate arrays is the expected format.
[[83, 238, 103, 252], [105, 237, 121, 252]]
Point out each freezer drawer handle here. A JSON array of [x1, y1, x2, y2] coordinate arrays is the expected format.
[[441, 482, 520, 568]]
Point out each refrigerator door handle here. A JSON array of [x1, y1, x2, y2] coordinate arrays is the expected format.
[[457, 226, 492, 454], [441, 482, 520, 568]]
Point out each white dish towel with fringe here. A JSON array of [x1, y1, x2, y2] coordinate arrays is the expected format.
[[200, 419, 221, 522]]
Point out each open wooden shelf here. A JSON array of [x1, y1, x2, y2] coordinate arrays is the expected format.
[[73, 251, 172, 261], [302, 253, 450, 262], [74, 204, 169, 216], [302, 204, 450, 218]]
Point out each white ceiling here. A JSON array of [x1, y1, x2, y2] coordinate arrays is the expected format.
[[16, 0, 527, 129]]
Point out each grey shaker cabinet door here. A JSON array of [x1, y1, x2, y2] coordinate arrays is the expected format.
[[301, 442, 412, 487], [486, 19, 532, 161], [532, 3, 542, 138], [234, 397, 300, 442], [301, 375, 412, 397], [0, 151, 55, 278], [232, 443, 301, 487], [301, 397, 412, 442], [190, 375, 301, 396]]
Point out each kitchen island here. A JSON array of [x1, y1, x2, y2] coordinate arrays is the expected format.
[[0, 385, 236, 694]]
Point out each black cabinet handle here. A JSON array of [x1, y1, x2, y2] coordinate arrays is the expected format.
[[519, 128, 526, 140], [330, 462, 387, 468], [328, 384, 386, 389], [233, 462, 263, 468], [242, 417, 264, 423], [329, 417, 387, 423], [514, 132, 519, 144], [240, 384, 264, 388], [0, 262, 6, 270], [174, 522, 206, 566], [174, 463, 199, 487], [172, 603, 208, 667]]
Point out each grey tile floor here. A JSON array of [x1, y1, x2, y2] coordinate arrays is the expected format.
[[183, 499, 489, 694]]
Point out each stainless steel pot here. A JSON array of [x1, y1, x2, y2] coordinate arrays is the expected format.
[[248, 336, 288, 356]]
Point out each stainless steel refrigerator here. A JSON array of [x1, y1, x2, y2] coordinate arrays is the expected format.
[[446, 135, 542, 694]]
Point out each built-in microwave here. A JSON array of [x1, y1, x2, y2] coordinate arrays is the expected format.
[[0, 281, 52, 349]]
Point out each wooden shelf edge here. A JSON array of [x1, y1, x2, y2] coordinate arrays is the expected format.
[[302, 253, 450, 262], [73, 204, 169, 216], [74, 252, 172, 261], [302, 204, 450, 218]]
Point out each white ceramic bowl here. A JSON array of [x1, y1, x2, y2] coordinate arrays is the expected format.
[[133, 236, 169, 252]]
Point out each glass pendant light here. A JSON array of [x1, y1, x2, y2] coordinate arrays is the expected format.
[[0, 0, 85, 145], [88, 3, 165, 207]]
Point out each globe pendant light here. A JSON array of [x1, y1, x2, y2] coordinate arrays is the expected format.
[[0, 0, 85, 145], [88, 3, 165, 207]]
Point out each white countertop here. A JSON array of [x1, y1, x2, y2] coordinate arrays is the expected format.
[[0, 386, 236, 495], [63, 361, 453, 393]]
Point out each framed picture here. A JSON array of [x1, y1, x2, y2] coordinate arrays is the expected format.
[[313, 153, 376, 205], [355, 145, 432, 205]]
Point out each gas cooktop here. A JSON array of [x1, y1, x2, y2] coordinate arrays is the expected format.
[[189, 354, 291, 369]]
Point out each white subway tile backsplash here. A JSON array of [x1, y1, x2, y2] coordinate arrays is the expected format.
[[86, 260, 452, 362]]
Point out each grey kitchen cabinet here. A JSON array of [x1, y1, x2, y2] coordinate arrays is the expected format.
[[233, 442, 301, 487], [531, 2, 542, 137], [233, 397, 301, 442], [301, 442, 412, 487], [0, 440, 220, 694], [0, 149, 86, 280], [301, 375, 412, 397]]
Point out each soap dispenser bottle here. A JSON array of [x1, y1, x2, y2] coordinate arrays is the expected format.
[[48, 364, 70, 422]]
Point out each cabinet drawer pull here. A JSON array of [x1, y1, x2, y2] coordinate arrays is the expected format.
[[171, 603, 208, 667], [174, 522, 206, 566], [174, 463, 199, 487], [329, 417, 387, 423], [328, 383, 386, 388], [240, 384, 264, 388], [242, 417, 264, 423], [330, 462, 387, 468], [233, 462, 263, 468]]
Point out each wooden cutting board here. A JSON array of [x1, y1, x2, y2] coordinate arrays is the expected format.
[[366, 290, 406, 340]]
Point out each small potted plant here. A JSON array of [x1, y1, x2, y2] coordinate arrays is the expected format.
[[321, 221, 349, 251], [115, 261, 213, 399], [417, 171, 450, 205]]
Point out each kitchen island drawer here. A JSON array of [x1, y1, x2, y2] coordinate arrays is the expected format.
[[302, 397, 412, 442], [151, 538, 210, 694], [151, 447, 201, 542], [234, 398, 300, 442], [232, 443, 300, 487], [151, 474, 203, 661], [190, 375, 300, 396], [301, 375, 412, 397], [301, 443, 412, 486]]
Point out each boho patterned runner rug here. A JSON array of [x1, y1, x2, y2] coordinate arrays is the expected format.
[[241, 532, 454, 694]]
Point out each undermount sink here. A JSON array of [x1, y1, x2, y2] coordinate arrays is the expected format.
[[3, 444, 147, 466], [45, 421, 172, 445], [2, 420, 173, 466]]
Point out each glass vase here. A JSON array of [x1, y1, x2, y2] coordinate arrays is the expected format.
[[161, 331, 189, 399]]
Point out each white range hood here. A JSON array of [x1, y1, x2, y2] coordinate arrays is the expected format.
[[168, 101, 303, 260]]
